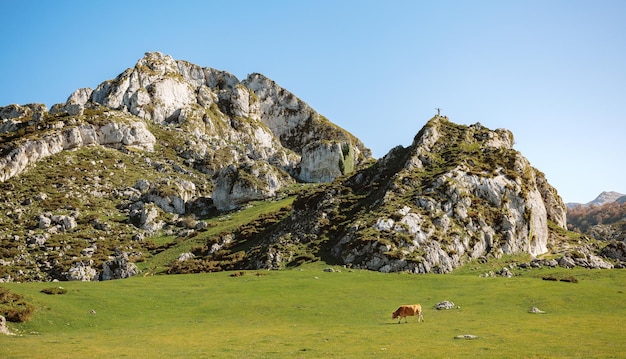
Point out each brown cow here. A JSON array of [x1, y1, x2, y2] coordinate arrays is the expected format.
[[392, 304, 424, 323]]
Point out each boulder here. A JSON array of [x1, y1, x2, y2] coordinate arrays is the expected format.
[[212, 161, 294, 211], [454, 334, 478, 340], [98, 121, 156, 150], [600, 241, 626, 261], [497, 267, 513, 277], [558, 256, 576, 268], [51, 214, 78, 232], [66, 261, 98, 281], [129, 202, 164, 232], [101, 250, 138, 280], [145, 178, 197, 214], [0, 315, 12, 335], [177, 252, 195, 261], [27, 233, 49, 248], [436, 301, 456, 310]]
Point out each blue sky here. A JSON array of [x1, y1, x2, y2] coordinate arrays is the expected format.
[[1, 0, 624, 203]]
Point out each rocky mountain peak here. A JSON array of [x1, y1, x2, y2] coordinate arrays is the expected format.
[[588, 191, 625, 206], [221, 116, 568, 273], [2, 52, 371, 189], [0, 52, 375, 281]]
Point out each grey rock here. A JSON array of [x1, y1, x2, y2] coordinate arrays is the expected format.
[[212, 161, 294, 211], [454, 334, 478, 340], [559, 256, 576, 268], [0, 315, 12, 335], [600, 241, 626, 261], [66, 261, 98, 281], [101, 250, 138, 280], [177, 252, 195, 262], [528, 307, 546, 314], [0, 121, 155, 182], [435, 301, 456, 310], [129, 201, 164, 232]]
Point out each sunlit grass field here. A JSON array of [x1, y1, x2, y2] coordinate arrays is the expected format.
[[1, 262, 625, 358]]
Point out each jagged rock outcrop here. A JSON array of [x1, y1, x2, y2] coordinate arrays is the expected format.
[[140, 178, 198, 215], [212, 161, 294, 211], [101, 250, 139, 280], [1, 51, 369, 190], [333, 118, 566, 273], [0, 104, 47, 134], [296, 141, 356, 182], [51, 88, 93, 116], [236, 116, 568, 273], [87, 52, 369, 184], [66, 261, 98, 281], [0, 117, 155, 182], [242, 73, 329, 152]]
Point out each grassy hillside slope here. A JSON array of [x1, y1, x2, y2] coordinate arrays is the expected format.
[[1, 264, 625, 358]]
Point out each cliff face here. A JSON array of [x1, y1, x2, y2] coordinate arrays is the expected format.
[[240, 117, 568, 273], [0, 112, 155, 182]]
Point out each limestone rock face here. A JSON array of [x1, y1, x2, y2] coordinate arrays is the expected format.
[[88, 52, 368, 183], [243, 73, 370, 157], [143, 178, 197, 215], [51, 88, 93, 116], [535, 170, 567, 228], [98, 121, 156, 150], [297, 141, 356, 182], [212, 161, 295, 211], [0, 120, 155, 182], [0, 103, 47, 133], [66, 262, 98, 281], [88, 52, 370, 208], [245, 117, 568, 273], [101, 250, 138, 280], [1, 52, 369, 204], [327, 118, 566, 273]]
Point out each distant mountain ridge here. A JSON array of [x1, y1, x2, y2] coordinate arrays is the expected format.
[[566, 191, 626, 208], [567, 195, 626, 243]]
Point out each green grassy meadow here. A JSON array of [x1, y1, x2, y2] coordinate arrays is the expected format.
[[1, 263, 625, 358]]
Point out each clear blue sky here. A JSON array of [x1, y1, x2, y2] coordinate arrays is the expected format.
[[1, 0, 624, 204]]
